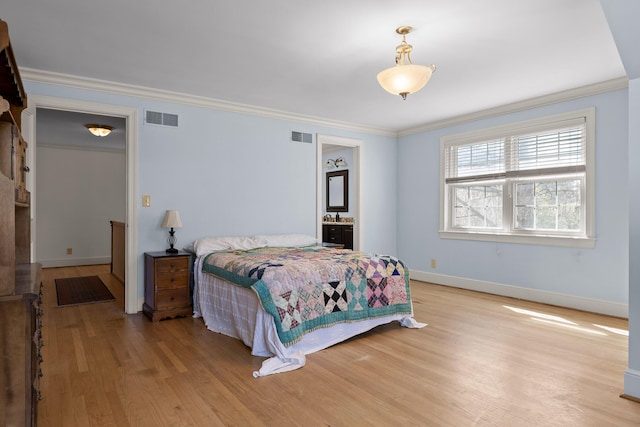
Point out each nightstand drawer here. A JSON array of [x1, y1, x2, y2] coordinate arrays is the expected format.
[[156, 269, 190, 289], [156, 288, 190, 310], [156, 257, 189, 272]]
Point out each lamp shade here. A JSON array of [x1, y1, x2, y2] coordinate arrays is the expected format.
[[161, 210, 183, 228], [376, 64, 435, 98]]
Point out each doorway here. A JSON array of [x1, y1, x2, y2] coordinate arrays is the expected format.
[[316, 134, 362, 250], [22, 95, 139, 314]]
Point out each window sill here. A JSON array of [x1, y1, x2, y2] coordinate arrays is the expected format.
[[439, 230, 595, 248]]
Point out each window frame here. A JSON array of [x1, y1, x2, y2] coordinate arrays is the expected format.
[[439, 108, 595, 248]]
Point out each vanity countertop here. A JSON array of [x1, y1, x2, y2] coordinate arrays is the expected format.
[[322, 221, 354, 226]]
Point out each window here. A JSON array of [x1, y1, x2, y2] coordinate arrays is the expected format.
[[440, 108, 594, 248]]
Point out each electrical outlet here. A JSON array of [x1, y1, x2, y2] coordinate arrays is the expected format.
[[67, 248, 73, 255], [142, 195, 151, 207], [431, 259, 436, 269]]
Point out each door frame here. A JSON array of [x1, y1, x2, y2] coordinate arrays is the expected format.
[[316, 134, 363, 250], [23, 95, 139, 314]]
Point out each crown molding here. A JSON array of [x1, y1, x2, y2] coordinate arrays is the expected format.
[[399, 77, 629, 136], [22, 68, 628, 140], [21, 67, 397, 137]]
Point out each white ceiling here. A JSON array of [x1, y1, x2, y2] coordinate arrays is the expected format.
[[2, 0, 626, 135]]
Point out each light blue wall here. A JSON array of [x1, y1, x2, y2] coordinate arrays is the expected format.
[[397, 89, 629, 304], [24, 81, 398, 300], [26, 79, 628, 308]]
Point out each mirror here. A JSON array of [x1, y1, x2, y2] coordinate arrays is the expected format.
[[326, 170, 348, 212]]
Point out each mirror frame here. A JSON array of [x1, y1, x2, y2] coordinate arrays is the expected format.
[[326, 170, 349, 212]]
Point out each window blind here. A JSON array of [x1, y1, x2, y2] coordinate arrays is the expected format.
[[444, 118, 586, 184]]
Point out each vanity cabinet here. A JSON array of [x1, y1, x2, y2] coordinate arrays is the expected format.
[[323, 223, 354, 250]]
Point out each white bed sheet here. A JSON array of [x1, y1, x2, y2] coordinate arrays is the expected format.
[[192, 255, 422, 377]]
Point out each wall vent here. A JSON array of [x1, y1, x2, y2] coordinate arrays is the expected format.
[[291, 131, 313, 143], [145, 110, 179, 127]]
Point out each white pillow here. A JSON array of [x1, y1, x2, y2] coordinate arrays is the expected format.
[[192, 236, 266, 256], [254, 234, 319, 248]]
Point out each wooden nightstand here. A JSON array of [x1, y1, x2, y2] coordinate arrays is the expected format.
[[143, 251, 192, 322]]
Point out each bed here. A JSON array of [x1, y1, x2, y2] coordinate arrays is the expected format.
[[190, 234, 425, 377]]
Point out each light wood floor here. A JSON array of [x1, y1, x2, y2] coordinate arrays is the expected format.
[[38, 264, 640, 426]]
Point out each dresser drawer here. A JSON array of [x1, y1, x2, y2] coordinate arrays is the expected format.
[[156, 288, 190, 310], [156, 269, 190, 289], [156, 256, 189, 272]]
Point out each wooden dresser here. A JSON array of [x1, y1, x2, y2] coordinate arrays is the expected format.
[[0, 265, 42, 427], [143, 251, 192, 322], [0, 19, 41, 426]]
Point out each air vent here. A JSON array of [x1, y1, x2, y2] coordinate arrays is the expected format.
[[145, 110, 179, 127], [291, 131, 313, 144]]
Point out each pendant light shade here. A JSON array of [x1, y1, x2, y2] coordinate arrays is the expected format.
[[377, 63, 435, 99], [377, 26, 436, 100]]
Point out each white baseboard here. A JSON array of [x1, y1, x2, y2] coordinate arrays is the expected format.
[[624, 369, 640, 400], [410, 270, 628, 318], [39, 256, 111, 269]]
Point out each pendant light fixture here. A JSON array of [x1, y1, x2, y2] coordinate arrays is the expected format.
[[85, 124, 114, 137], [377, 26, 436, 100]]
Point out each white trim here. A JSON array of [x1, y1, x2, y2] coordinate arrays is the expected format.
[[317, 134, 363, 250], [438, 230, 596, 248], [410, 269, 628, 318], [400, 77, 628, 136], [22, 67, 395, 137], [27, 94, 139, 314], [440, 108, 595, 145], [624, 369, 640, 399], [439, 108, 595, 247], [40, 256, 111, 269], [22, 68, 627, 139]]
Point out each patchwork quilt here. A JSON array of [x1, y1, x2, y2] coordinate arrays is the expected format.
[[201, 246, 413, 346]]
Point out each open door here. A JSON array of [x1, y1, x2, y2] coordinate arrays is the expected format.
[[316, 134, 362, 250]]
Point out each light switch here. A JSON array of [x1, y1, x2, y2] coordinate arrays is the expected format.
[[142, 195, 151, 207]]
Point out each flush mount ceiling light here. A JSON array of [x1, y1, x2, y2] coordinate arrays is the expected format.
[[377, 26, 436, 100], [85, 124, 114, 137]]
